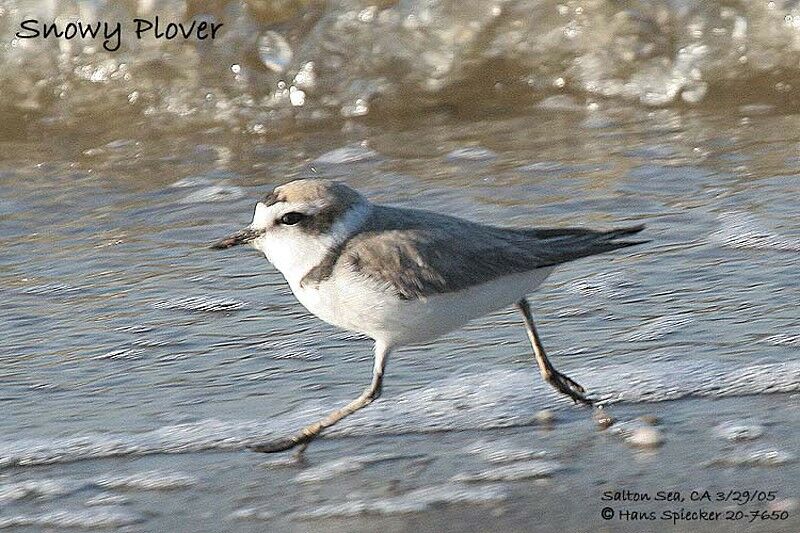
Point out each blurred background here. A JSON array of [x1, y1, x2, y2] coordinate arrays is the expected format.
[[0, 1, 798, 532], [3, 0, 800, 137]]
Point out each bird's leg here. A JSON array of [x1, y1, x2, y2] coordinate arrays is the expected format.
[[516, 298, 593, 405], [250, 341, 390, 455]]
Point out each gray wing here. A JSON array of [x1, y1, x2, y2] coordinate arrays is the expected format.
[[305, 205, 646, 300]]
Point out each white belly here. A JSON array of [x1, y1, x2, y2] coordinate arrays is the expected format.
[[288, 267, 555, 348]]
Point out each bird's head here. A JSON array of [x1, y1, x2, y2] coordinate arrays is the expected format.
[[211, 179, 371, 280]]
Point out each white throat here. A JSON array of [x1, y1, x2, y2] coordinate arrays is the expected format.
[[253, 201, 372, 287]]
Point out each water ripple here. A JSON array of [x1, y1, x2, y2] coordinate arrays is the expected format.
[[0, 359, 795, 469]]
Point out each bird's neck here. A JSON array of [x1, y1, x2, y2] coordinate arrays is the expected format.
[[263, 201, 373, 287]]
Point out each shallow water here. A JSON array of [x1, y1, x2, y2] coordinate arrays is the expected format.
[[2, 101, 798, 531], [2, 1, 800, 530]]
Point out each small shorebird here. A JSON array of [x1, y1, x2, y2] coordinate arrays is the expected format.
[[212, 179, 645, 454]]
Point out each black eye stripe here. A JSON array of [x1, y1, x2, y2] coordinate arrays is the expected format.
[[279, 212, 307, 225]]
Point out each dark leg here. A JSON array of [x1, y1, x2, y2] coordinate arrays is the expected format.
[[249, 341, 390, 456], [516, 298, 593, 405]]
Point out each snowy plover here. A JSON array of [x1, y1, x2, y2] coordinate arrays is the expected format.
[[212, 179, 646, 454]]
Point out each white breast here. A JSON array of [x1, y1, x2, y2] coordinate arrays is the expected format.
[[261, 232, 333, 288], [290, 267, 556, 348]]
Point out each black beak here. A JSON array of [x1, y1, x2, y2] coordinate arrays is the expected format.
[[210, 227, 261, 250]]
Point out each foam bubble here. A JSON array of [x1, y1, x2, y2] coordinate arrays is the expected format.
[[715, 422, 765, 442], [710, 212, 800, 252], [452, 460, 562, 482], [170, 176, 215, 188], [180, 185, 246, 204], [152, 296, 246, 312], [708, 447, 795, 467], [296, 483, 506, 518], [0, 508, 144, 529], [313, 145, 381, 165], [0, 479, 83, 504], [624, 316, 692, 342], [227, 508, 277, 521], [445, 147, 497, 162], [84, 493, 130, 506], [93, 348, 146, 361], [96, 471, 197, 490], [0, 470, 196, 504], [20, 284, 83, 296], [760, 334, 800, 347], [463, 439, 549, 464], [563, 271, 634, 298], [295, 453, 420, 483]]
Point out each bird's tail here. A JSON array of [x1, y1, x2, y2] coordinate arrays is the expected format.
[[599, 223, 648, 248], [532, 224, 648, 267]]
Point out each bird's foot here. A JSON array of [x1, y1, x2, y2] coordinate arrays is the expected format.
[[248, 433, 315, 454], [546, 369, 593, 406]]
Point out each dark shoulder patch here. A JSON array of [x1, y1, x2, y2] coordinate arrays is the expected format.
[[300, 242, 346, 287]]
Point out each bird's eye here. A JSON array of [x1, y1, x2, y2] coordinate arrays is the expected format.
[[279, 212, 306, 225]]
